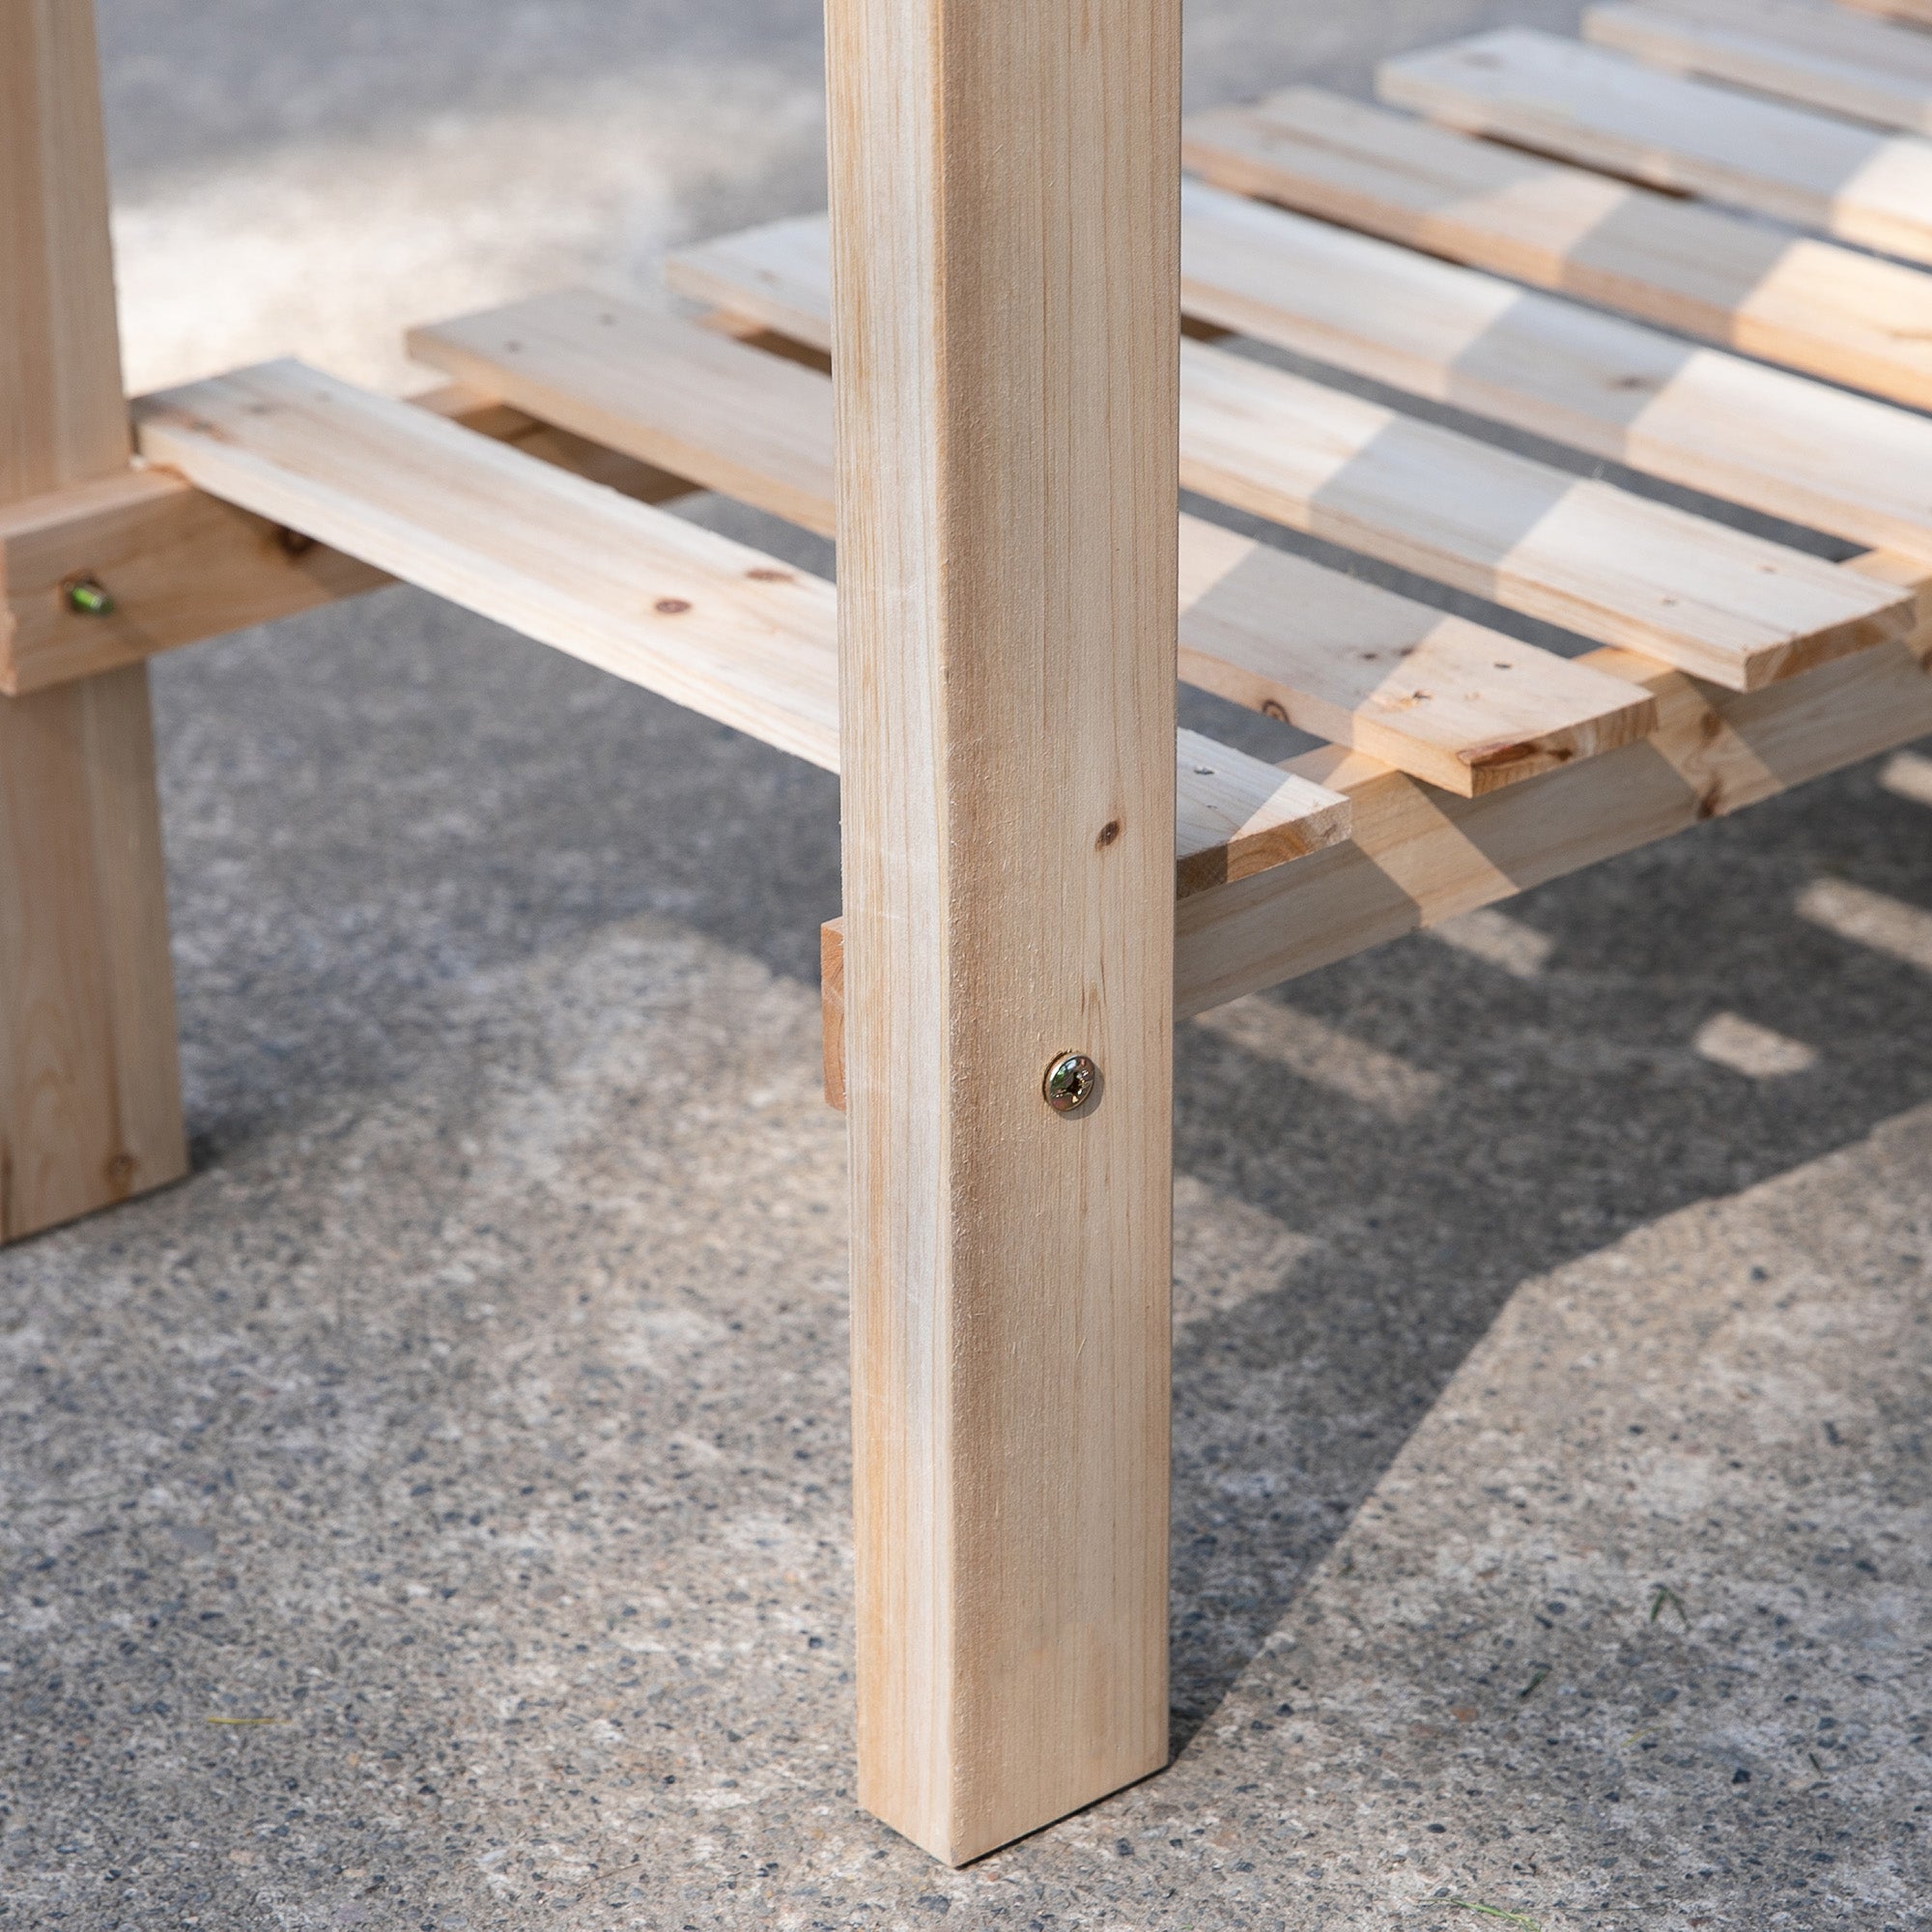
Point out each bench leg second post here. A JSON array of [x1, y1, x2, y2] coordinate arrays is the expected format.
[[827, 0, 1183, 1866]]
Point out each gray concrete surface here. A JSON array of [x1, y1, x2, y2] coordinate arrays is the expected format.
[[6, 2, 1932, 1927]]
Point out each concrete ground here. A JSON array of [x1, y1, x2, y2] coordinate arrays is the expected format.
[[5, 2, 1932, 1926]]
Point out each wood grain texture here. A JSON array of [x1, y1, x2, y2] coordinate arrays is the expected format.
[[828, 568, 1932, 1081], [1587, 0, 1932, 134], [668, 214, 1913, 688], [1172, 174, 1932, 563], [1177, 559, 1932, 1015], [133, 360, 1324, 882], [416, 290, 1655, 793], [135, 360, 849, 769], [1380, 29, 1932, 266], [0, 0, 185, 1242], [0, 389, 693, 695], [827, 0, 1180, 1863], [1, 0, 127, 497], [1174, 334, 1909, 690], [1181, 88, 1932, 414]]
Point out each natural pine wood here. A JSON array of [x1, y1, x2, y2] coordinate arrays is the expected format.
[[1177, 554, 1932, 1015], [827, 0, 1180, 1863], [1172, 177, 1932, 564], [136, 360, 1332, 882], [666, 213, 1914, 688], [1181, 89, 1932, 415], [826, 558, 1932, 1083], [1380, 28, 1932, 266], [2, 390, 694, 696], [1587, 0, 1932, 134], [0, 0, 185, 1243], [414, 292, 1657, 794]]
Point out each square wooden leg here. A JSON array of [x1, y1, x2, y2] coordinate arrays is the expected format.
[[828, 0, 1182, 1863]]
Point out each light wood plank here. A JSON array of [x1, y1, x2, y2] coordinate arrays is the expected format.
[[410, 295, 840, 539], [1179, 626, 1932, 1013], [827, 0, 1180, 1863], [130, 359, 1330, 883], [0, 391, 693, 696], [134, 360, 847, 768], [668, 215, 1912, 689], [1380, 27, 1932, 266], [1173, 175, 1932, 564], [1182, 88, 1932, 414], [1588, 0, 1932, 133], [414, 291, 1656, 793], [1177, 335, 1906, 690], [827, 565, 1932, 1077], [0, 0, 185, 1243]]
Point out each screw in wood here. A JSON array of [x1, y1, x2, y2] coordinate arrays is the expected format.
[[63, 573, 114, 616], [1043, 1052, 1100, 1116]]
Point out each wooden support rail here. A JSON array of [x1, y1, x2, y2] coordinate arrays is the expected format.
[[0, 0, 185, 1242]]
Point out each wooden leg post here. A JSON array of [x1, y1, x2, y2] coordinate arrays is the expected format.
[[827, 0, 1182, 1863], [1, 0, 185, 1241]]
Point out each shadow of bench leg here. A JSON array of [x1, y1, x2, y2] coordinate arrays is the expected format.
[[2, 0, 185, 1242], [827, 0, 1182, 1866]]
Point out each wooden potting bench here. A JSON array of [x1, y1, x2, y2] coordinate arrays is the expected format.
[[7, 0, 1932, 1866]]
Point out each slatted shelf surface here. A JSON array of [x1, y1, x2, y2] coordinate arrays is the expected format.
[[1182, 88, 1932, 413], [663, 212, 1913, 688], [111, 0, 1932, 1022], [131, 360, 1350, 893], [412, 293, 1659, 795], [1380, 27, 1932, 265]]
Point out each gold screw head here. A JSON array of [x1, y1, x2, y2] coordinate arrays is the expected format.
[[1043, 1052, 1100, 1116]]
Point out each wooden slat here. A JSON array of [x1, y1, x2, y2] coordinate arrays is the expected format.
[[1587, 0, 1932, 134], [0, 0, 186, 1245], [665, 222, 1913, 689], [1380, 28, 1932, 267], [1171, 175, 1932, 565], [1176, 335, 1904, 690], [1178, 614, 1932, 1015], [826, 0, 1180, 1862], [1182, 88, 1932, 414], [130, 359, 1337, 885], [413, 292, 1656, 793], [0, 391, 693, 696], [135, 360, 845, 766]]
